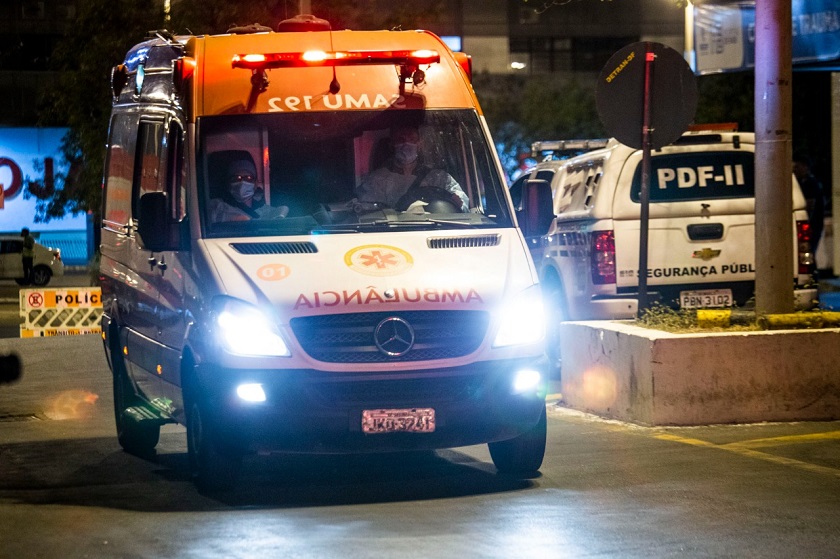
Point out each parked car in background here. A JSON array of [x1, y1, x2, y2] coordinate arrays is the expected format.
[[0, 235, 64, 286]]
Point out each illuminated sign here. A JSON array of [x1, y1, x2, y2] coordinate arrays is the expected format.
[[691, 0, 840, 74], [0, 127, 86, 232]]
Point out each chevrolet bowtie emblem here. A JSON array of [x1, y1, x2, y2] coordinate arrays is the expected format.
[[692, 248, 721, 261]]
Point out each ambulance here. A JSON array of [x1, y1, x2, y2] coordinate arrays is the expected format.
[[99, 15, 548, 490], [517, 129, 818, 371]]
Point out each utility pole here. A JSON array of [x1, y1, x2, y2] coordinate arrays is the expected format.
[[300, 0, 311, 14], [754, 0, 794, 315]]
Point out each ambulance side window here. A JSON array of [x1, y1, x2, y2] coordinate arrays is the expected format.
[[131, 121, 165, 220], [165, 122, 186, 221], [103, 113, 136, 233]]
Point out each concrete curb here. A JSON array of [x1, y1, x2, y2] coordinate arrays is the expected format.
[[559, 321, 840, 426]]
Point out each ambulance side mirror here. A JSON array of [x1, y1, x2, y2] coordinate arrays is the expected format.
[[138, 192, 185, 252], [520, 179, 554, 238]]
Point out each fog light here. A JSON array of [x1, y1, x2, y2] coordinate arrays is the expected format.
[[236, 383, 266, 403], [513, 369, 542, 393]]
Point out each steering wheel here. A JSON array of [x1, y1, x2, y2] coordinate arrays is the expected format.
[[396, 186, 462, 213]]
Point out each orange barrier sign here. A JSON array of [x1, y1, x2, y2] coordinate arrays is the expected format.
[[19, 287, 103, 338]]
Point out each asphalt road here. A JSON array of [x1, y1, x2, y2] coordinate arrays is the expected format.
[[1, 344, 840, 558]]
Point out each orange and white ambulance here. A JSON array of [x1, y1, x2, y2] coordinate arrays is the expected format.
[[99, 15, 547, 490]]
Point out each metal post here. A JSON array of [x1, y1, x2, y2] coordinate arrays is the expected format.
[[754, 0, 794, 315], [831, 73, 840, 274], [300, 0, 311, 14], [637, 43, 654, 317]]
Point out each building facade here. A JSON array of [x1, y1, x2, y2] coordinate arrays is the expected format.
[[0, 0, 689, 126]]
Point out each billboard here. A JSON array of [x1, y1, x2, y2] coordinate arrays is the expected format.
[[691, 0, 840, 75], [0, 127, 87, 232]]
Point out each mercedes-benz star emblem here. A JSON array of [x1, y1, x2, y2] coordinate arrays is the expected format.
[[373, 317, 415, 357]]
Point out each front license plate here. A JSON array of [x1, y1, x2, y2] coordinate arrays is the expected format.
[[680, 289, 733, 309], [362, 408, 436, 434]]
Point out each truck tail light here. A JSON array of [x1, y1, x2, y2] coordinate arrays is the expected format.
[[796, 220, 815, 275], [591, 230, 616, 285]]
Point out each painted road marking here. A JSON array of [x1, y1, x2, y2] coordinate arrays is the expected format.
[[548, 406, 840, 478], [654, 432, 840, 478]]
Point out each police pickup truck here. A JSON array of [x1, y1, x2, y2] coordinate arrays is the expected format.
[[514, 130, 817, 369]]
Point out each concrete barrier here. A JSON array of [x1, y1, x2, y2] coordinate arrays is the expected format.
[[559, 321, 840, 426]]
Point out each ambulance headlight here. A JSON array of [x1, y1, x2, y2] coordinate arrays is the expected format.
[[493, 285, 547, 348], [214, 297, 290, 357]]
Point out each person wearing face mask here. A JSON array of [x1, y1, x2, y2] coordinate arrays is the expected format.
[[356, 125, 469, 212], [208, 152, 287, 222]]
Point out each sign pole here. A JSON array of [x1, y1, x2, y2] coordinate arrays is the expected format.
[[596, 41, 696, 316], [637, 43, 654, 316]]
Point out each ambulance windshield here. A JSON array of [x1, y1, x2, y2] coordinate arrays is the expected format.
[[197, 109, 512, 237]]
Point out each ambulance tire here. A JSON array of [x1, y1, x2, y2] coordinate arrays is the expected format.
[[488, 406, 547, 476], [186, 390, 242, 493], [112, 347, 160, 456], [541, 271, 566, 378], [31, 266, 52, 286]]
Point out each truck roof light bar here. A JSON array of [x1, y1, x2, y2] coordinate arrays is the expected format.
[[530, 139, 610, 158]]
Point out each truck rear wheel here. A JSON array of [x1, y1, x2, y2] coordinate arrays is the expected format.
[[542, 272, 566, 378], [488, 406, 547, 475]]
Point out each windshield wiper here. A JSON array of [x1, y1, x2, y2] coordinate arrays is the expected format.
[[311, 218, 475, 233], [392, 218, 475, 228]]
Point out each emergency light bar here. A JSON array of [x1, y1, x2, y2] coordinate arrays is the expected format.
[[231, 49, 440, 70], [531, 139, 610, 158], [531, 140, 609, 153]]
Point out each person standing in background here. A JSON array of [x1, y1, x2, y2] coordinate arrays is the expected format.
[[20, 227, 35, 286]]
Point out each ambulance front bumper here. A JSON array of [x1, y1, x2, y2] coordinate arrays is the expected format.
[[193, 356, 549, 454]]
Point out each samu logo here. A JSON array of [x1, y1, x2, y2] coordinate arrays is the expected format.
[[344, 245, 414, 276]]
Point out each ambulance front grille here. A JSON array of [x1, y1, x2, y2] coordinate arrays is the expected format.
[[427, 234, 501, 249], [230, 242, 318, 255], [290, 310, 490, 363], [308, 374, 486, 406]]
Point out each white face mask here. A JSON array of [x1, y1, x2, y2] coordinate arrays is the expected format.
[[230, 181, 256, 203], [394, 142, 419, 166]]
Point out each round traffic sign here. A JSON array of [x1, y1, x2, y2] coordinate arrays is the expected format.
[[596, 42, 698, 150]]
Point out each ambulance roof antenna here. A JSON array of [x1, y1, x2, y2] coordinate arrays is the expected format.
[[276, 14, 339, 94], [327, 21, 340, 94]]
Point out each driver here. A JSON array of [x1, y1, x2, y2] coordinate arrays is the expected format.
[[208, 152, 288, 222], [356, 125, 469, 212]]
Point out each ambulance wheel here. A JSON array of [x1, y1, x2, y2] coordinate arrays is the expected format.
[[186, 391, 242, 492], [31, 266, 52, 286], [488, 406, 546, 476], [542, 271, 566, 378], [112, 348, 160, 456]]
